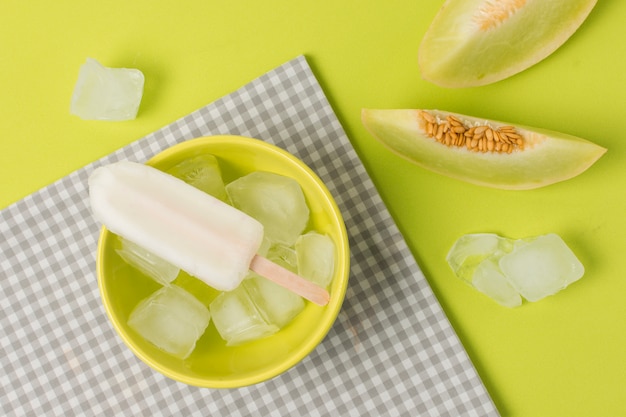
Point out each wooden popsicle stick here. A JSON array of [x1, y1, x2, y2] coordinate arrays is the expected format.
[[249, 254, 330, 306]]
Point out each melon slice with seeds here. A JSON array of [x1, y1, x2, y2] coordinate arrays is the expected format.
[[361, 108, 606, 190], [418, 0, 598, 87]]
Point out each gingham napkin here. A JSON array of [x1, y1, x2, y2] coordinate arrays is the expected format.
[[0, 56, 498, 416]]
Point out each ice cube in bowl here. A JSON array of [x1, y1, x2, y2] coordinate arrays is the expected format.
[[114, 235, 180, 285], [166, 154, 229, 202], [209, 283, 280, 346], [96, 135, 350, 388], [296, 232, 336, 289], [128, 285, 210, 359], [226, 171, 309, 246], [243, 272, 305, 328]]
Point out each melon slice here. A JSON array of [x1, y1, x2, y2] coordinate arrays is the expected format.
[[361, 108, 606, 190], [418, 0, 598, 87]]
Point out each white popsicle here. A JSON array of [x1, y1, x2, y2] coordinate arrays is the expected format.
[[89, 161, 330, 305]]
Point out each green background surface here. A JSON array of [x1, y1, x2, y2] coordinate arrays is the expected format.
[[2, 1, 624, 415]]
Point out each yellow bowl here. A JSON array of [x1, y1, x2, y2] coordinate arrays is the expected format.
[[96, 135, 350, 388]]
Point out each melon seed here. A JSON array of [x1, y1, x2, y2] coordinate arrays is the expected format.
[[473, 0, 528, 31], [418, 110, 524, 154]]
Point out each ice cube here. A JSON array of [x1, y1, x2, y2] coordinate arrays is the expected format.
[[128, 285, 210, 359], [166, 154, 228, 202], [295, 232, 336, 288], [446, 233, 513, 282], [472, 259, 522, 308], [115, 235, 179, 285], [210, 285, 279, 346], [243, 273, 305, 328], [499, 233, 584, 302], [70, 58, 144, 121], [266, 243, 298, 273], [226, 171, 309, 246]]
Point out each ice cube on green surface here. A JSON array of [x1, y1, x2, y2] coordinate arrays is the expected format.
[[472, 259, 522, 308], [166, 154, 228, 202], [446, 233, 513, 282], [70, 58, 144, 121], [499, 233, 585, 302], [295, 232, 335, 288], [447, 232, 585, 307], [115, 235, 179, 285], [210, 285, 279, 346], [226, 171, 309, 246], [128, 285, 210, 359], [243, 273, 305, 328]]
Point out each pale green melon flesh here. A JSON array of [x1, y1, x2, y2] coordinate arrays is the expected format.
[[418, 0, 598, 87], [361, 108, 606, 190]]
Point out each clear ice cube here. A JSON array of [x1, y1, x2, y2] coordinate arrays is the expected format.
[[128, 285, 210, 359], [210, 285, 279, 346], [226, 171, 309, 246], [472, 259, 522, 308], [446, 233, 513, 282], [266, 243, 298, 273], [166, 154, 228, 202], [448, 232, 585, 307], [243, 273, 305, 328], [295, 232, 336, 288], [70, 58, 144, 121], [499, 234, 584, 302], [115, 235, 179, 285]]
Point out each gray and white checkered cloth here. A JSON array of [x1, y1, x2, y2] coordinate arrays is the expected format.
[[0, 56, 498, 416]]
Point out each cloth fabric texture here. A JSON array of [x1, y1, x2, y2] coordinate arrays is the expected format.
[[0, 56, 498, 416]]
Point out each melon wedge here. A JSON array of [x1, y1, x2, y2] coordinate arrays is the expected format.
[[418, 0, 598, 87], [361, 108, 606, 190]]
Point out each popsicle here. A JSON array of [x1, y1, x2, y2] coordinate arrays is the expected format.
[[89, 161, 330, 306]]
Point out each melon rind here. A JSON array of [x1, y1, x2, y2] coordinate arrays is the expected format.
[[361, 108, 606, 190], [418, 0, 598, 88]]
